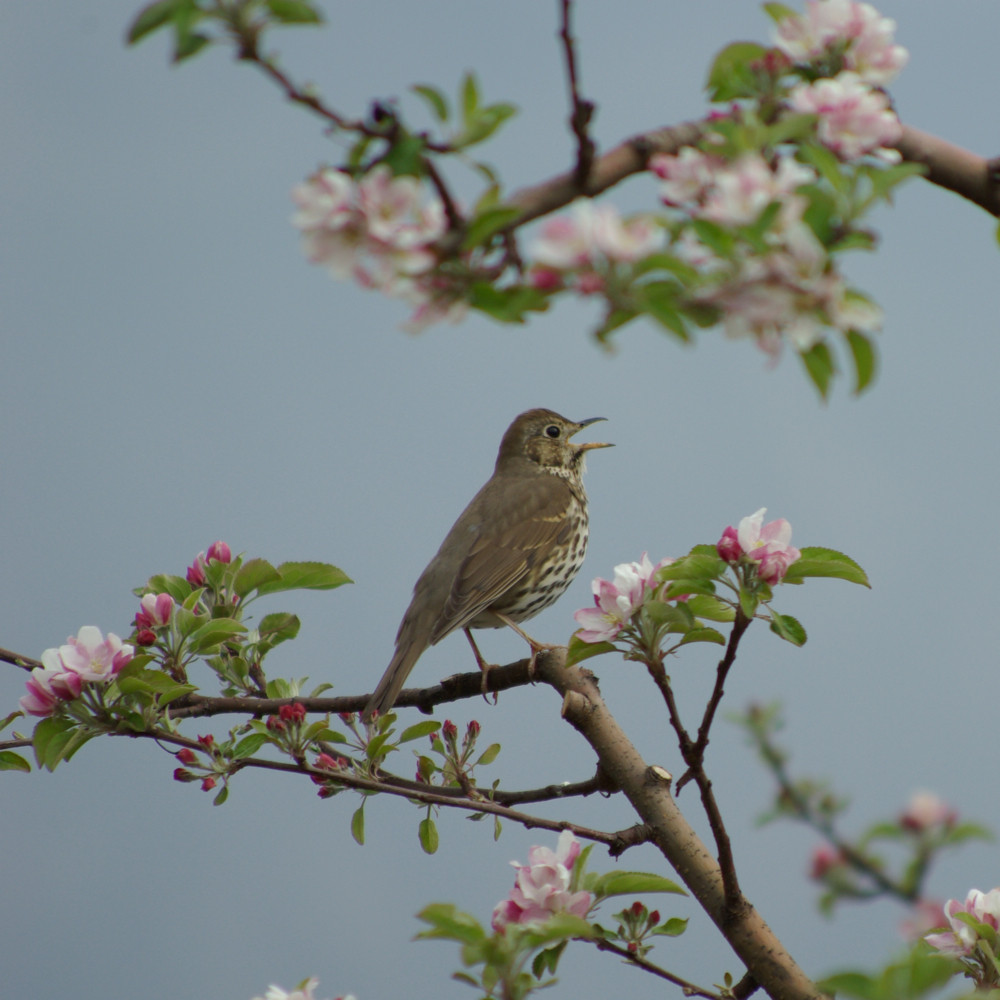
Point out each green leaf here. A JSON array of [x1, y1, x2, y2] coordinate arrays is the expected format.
[[782, 547, 870, 587], [454, 103, 518, 150], [173, 26, 210, 63], [411, 83, 450, 122], [186, 618, 247, 653], [532, 942, 567, 978], [213, 783, 229, 806], [469, 283, 550, 323], [144, 573, 193, 602], [264, 0, 323, 24], [256, 561, 353, 595], [800, 340, 835, 399], [657, 552, 725, 582], [475, 742, 501, 766], [705, 41, 769, 101], [233, 733, 270, 758], [400, 720, 441, 743], [155, 682, 198, 707], [419, 816, 440, 854], [846, 329, 877, 394], [126, 0, 192, 44], [653, 917, 689, 937], [234, 558, 281, 597], [565, 634, 616, 667], [587, 871, 686, 900], [461, 205, 522, 251], [677, 626, 726, 647], [258, 611, 301, 646], [460, 71, 480, 125], [762, 2, 797, 23], [416, 903, 487, 945], [636, 281, 690, 341], [0, 751, 31, 773], [683, 595, 735, 622], [769, 612, 807, 646], [350, 803, 365, 845], [33, 716, 74, 770]]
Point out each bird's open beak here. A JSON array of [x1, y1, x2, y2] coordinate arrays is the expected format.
[[573, 417, 612, 451]]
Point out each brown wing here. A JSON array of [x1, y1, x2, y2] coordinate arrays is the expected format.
[[427, 469, 574, 644]]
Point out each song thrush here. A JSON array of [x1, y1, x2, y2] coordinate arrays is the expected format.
[[363, 408, 611, 721]]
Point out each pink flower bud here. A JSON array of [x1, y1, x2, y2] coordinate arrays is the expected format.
[[197, 734, 215, 749], [466, 719, 481, 738], [173, 768, 195, 782], [206, 541, 232, 564], [279, 702, 306, 723], [338, 711, 355, 724], [442, 719, 458, 741], [266, 715, 286, 732], [200, 776, 217, 792], [186, 558, 207, 587], [176, 748, 198, 765], [315, 753, 338, 770], [649, 910, 660, 925], [631, 901, 644, 917], [136, 628, 157, 646], [716, 525, 742, 563]]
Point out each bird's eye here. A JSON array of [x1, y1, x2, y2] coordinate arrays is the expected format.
[[545, 424, 561, 438]]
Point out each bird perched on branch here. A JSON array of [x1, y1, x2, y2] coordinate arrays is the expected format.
[[363, 408, 611, 721]]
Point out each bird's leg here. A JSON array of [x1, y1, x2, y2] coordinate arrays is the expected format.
[[494, 613, 560, 679], [463, 628, 499, 702]]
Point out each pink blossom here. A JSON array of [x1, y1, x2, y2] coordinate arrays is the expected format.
[[925, 889, 1000, 956], [491, 831, 593, 931], [701, 154, 814, 227], [736, 508, 802, 584], [358, 166, 445, 248], [788, 72, 902, 160], [186, 556, 207, 587], [773, 0, 908, 85], [809, 844, 845, 880], [574, 553, 666, 642], [650, 147, 719, 208], [206, 541, 232, 564], [717, 525, 742, 563], [290, 168, 354, 231], [19, 667, 70, 717], [901, 900, 948, 942], [135, 592, 175, 630], [900, 791, 957, 832], [57, 626, 134, 683], [252, 977, 335, 1000]]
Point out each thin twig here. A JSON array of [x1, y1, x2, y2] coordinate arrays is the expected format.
[[0, 647, 41, 672], [558, 0, 596, 190], [592, 937, 724, 999]]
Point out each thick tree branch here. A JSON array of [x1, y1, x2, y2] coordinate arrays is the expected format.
[[536, 647, 827, 1000]]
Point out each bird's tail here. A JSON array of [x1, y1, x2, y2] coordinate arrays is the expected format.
[[361, 644, 422, 723]]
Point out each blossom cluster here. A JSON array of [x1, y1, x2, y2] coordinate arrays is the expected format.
[[651, 146, 881, 357], [573, 552, 671, 644], [528, 200, 662, 295], [717, 507, 802, 585], [292, 165, 465, 330], [491, 830, 592, 931], [20, 626, 134, 718], [251, 979, 354, 1000], [925, 888, 1000, 957]]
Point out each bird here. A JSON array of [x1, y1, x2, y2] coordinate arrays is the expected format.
[[362, 408, 611, 721]]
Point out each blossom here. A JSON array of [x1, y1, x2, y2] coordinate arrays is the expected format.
[[650, 147, 719, 208], [291, 168, 354, 231], [491, 831, 593, 931], [700, 154, 814, 227], [135, 592, 175, 630], [925, 889, 1000, 956], [574, 553, 667, 643], [55, 626, 134, 683], [900, 791, 957, 832], [717, 525, 742, 563], [809, 844, 845, 880], [773, 0, 908, 85], [251, 978, 340, 1000], [734, 508, 802, 584], [19, 665, 80, 717], [530, 200, 662, 273], [206, 541, 232, 564], [788, 72, 902, 160]]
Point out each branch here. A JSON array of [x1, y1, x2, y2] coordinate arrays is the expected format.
[[0, 647, 41, 672], [536, 648, 827, 1000], [501, 118, 1000, 230], [592, 937, 725, 999]]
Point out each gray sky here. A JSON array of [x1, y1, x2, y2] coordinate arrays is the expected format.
[[3, 2, 999, 998]]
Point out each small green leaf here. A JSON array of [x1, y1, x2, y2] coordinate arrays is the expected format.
[[460, 71, 480, 125], [532, 942, 567, 978], [144, 573, 193, 602], [461, 205, 522, 250], [653, 916, 689, 937], [683, 595, 735, 622], [264, 0, 323, 23], [705, 41, 769, 101], [256, 561, 353, 595], [173, 26, 210, 63], [186, 618, 247, 653], [0, 751, 30, 773], [565, 634, 616, 667], [155, 682, 198, 707], [418, 816, 439, 854], [234, 557, 281, 597], [762, 2, 796, 23], [845, 329, 877, 394], [800, 340, 835, 399], [126, 0, 192, 44], [411, 83, 450, 122], [416, 903, 487, 945], [213, 783, 229, 806], [677, 626, 726, 647], [636, 281, 690, 341], [782, 547, 870, 587], [400, 720, 441, 743], [351, 803, 365, 845], [469, 283, 550, 323], [587, 871, 687, 899], [233, 733, 270, 758], [769, 612, 807, 646], [475, 742, 501, 766], [453, 103, 518, 149]]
